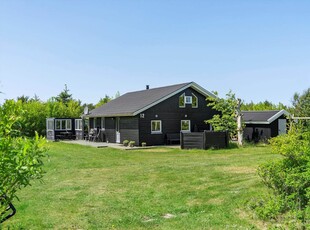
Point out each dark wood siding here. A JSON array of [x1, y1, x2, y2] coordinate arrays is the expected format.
[[105, 117, 116, 143], [119, 117, 139, 145], [139, 88, 217, 145], [181, 131, 229, 149]]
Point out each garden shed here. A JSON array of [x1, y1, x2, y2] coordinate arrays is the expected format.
[[242, 110, 290, 142]]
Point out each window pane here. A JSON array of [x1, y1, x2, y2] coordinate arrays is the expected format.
[[55, 120, 61, 130], [179, 94, 185, 107], [192, 94, 198, 108], [181, 120, 190, 131], [66, 120, 72, 130], [151, 120, 161, 133], [185, 96, 192, 104], [47, 120, 54, 130], [75, 119, 82, 130]]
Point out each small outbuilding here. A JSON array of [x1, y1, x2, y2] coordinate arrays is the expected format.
[[46, 118, 83, 141], [242, 110, 290, 142]]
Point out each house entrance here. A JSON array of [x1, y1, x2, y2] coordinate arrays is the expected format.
[[278, 119, 286, 135], [46, 118, 55, 141], [116, 117, 120, 143]]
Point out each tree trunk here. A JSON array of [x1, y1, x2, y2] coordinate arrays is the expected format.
[[236, 99, 243, 146]]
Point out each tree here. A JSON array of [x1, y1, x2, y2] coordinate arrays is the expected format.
[[115, 91, 120, 98], [55, 84, 73, 105], [292, 88, 310, 117], [46, 98, 82, 118], [17, 95, 30, 103], [205, 91, 242, 141], [95, 95, 112, 108], [0, 100, 47, 222], [241, 100, 288, 111], [292, 88, 310, 129]]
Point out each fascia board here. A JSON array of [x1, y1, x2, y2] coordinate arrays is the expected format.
[[267, 110, 290, 123], [244, 121, 270, 125], [84, 113, 134, 118], [190, 82, 218, 98]]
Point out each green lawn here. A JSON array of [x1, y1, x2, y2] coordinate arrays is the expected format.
[[3, 143, 278, 229]]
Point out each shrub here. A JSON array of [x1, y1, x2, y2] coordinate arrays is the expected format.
[[0, 100, 47, 222], [129, 141, 135, 147], [255, 122, 310, 225], [123, 140, 129, 147]]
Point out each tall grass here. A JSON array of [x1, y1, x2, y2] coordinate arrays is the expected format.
[[3, 143, 278, 229]]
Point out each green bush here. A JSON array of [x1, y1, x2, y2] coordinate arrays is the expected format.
[[129, 141, 135, 147], [255, 122, 310, 226], [123, 140, 129, 146], [0, 100, 47, 222]]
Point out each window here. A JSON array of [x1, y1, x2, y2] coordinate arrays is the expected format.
[[151, 120, 162, 133], [179, 93, 185, 108], [180, 93, 198, 108], [47, 119, 54, 130], [75, 119, 83, 130], [55, 119, 72, 130], [66, 120, 71, 129], [192, 93, 198, 108], [185, 96, 192, 104], [181, 120, 191, 132]]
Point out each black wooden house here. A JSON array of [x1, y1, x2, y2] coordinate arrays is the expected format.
[[85, 82, 217, 146]]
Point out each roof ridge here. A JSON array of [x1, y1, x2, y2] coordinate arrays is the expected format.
[[125, 82, 192, 94]]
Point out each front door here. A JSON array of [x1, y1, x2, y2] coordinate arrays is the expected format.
[[278, 119, 287, 135], [116, 117, 120, 143], [46, 118, 55, 141]]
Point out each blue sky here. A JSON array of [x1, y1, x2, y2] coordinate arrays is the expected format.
[[1, 0, 309, 106]]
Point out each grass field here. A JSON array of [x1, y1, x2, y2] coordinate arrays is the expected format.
[[3, 142, 279, 229]]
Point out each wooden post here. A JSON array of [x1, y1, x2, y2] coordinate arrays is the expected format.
[[180, 132, 184, 149], [236, 98, 243, 146]]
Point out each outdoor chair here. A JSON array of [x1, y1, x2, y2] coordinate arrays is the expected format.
[[93, 129, 101, 142], [88, 129, 96, 141]]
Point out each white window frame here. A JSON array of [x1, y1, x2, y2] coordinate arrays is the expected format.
[[192, 93, 198, 108], [185, 96, 192, 104], [181, 120, 191, 132], [55, 119, 72, 130], [151, 120, 162, 134], [47, 119, 54, 130], [75, 119, 83, 131]]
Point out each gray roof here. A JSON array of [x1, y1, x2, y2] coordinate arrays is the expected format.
[[242, 110, 289, 124], [87, 82, 215, 117]]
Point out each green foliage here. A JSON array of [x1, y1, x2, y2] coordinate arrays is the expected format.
[[123, 140, 129, 146], [241, 100, 288, 111], [95, 95, 112, 108], [205, 91, 238, 137], [0, 101, 47, 221], [129, 141, 135, 147], [55, 84, 73, 105], [292, 87, 310, 130], [292, 87, 310, 117], [19, 100, 47, 136], [255, 123, 310, 226]]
